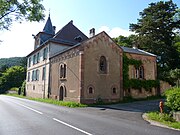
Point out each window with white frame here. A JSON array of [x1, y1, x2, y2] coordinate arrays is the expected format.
[[42, 67, 46, 80], [43, 47, 48, 60], [28, 57, 31, 67], [35, 69, 39, 81], [134, 66, 144, 79], [32, 70, 35, 81], [37, 52, 40, 63], [33, 55, 36, 65], [27, 72, 30, 82]]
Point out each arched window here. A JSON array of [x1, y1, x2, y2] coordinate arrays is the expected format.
[[112, 87, 117, 94], [87, 85, 94, 94], [59, 64, 67, 79], [139, 66, 144, 79], [60, 65, 63, 78], [111, 85, 118, 95], [88, 87, 93, 94], [134, 66, 144, 79], [99, 56, 107, 74], [63, 64, 66, 78]]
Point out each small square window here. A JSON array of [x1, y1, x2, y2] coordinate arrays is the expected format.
[[33, 85, 35, 90]]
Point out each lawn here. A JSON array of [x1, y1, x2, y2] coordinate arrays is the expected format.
[[146, 111, 180, 129], [5, 93, 87, 108]]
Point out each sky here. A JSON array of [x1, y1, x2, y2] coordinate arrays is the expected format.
[[0, 0, 179, 58]]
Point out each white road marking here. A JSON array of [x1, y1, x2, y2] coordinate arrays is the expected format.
[[15, 102, 43, 115], [53, 118, 93, 135]]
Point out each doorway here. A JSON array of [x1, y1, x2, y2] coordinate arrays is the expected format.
[[59, 86, 64, 101]]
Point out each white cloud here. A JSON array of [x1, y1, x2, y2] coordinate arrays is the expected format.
[[97, 26, 134, 38], [0, 22, 43, 58]]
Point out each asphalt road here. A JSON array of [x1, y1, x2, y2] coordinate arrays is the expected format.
[[0, 95, 179, 135]]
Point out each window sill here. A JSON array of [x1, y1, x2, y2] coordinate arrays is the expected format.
[[60, 78, 67, 81]]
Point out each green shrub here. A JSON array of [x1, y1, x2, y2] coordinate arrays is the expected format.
[[147, 112, 175, 122], [10, 87, 19, 91], [164, 87, 180, 111], [20, 80, 26, 96]]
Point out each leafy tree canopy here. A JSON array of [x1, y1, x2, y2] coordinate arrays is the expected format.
[[0, 0, 45, 30], [0, 66, 26, 93], [113, 35, 137, 48], [129, 0, 180, 79], [0, 57, 27, 70]]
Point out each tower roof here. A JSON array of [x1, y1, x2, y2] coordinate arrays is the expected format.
[[43, 15, 55, 35]]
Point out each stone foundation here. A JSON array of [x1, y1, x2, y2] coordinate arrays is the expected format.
[[173, 112, 180, 122]]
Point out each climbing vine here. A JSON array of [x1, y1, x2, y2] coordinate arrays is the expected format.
[[123, 54, 159, 91]]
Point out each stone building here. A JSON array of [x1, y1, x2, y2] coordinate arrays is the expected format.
[[122, 46, 157, 99], [26, 16, 87, 98], [49, 32, 123, 104], [26, 16, 157, 103]]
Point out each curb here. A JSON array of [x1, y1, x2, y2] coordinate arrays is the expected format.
[[142, 113, 180, 131]]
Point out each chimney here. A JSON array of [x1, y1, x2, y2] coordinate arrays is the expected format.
[[132, 41, 138, 49], [89, 28, 95, 38], [132, 44, 137, 49]]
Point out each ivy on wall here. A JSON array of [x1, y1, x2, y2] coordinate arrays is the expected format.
[[123, 54, 159, 91]]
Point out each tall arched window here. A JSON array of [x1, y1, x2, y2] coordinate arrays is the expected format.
[[63, 64, 66, 78], [139, 66, 144, 79], [59, 64, 67, 79], [99, 56, 107, 74], [134, 66, 144, 79], [60, 65, 63, 78]]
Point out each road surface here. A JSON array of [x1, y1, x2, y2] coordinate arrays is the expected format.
[[0, 95, 179, 135]]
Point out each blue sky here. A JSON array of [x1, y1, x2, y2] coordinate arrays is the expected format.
[[0, 0, 179, 58]]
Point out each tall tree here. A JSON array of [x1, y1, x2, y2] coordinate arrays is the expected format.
[[130, 0, 180, 78], [113, 35, 137, 48], [0, 0, 45, 30], [0, 66, 26, 93]]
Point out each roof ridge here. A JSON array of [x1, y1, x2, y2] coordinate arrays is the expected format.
[[53, 20, 88, 39], [53, 21, 72, 38]]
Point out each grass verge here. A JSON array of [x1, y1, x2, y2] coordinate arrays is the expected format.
[[5, 93, 87, 108], [146, 112, 180, 129]]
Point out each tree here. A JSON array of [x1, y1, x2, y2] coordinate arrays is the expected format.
[[129, 0, 180, 79], [173, 34, 180, 54], [170, 68, 180, 87], [0, 0, 45, 30], [113, 35, 137, 48], [0, 66, 26, 93]]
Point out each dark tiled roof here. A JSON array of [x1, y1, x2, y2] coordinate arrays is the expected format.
[[43, 15, 55, 35], [53, 20, 88, 44], [50, 31, 123, 59], [121, 46, 156, 57]]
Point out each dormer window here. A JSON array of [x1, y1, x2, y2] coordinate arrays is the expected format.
[[74, 35, 83, 42]]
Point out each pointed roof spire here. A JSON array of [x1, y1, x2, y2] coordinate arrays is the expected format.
[[43, 13, 55, 35]]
